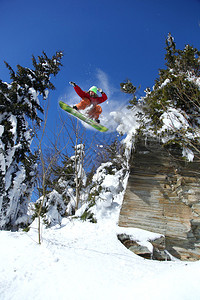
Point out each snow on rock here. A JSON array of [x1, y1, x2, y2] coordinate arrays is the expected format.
[[117, 226, 163, 244]]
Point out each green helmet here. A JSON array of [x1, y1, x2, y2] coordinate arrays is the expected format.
[[89, 86, 98, 94]]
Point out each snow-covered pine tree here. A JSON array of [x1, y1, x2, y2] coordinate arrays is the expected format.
[[0, 51, 63, 229], [33, 143, 87, 227], [57, 143, 87, 215], [79, 139, 129, 223], [139, 34, 200, 160], [120, 79, 138, 108]]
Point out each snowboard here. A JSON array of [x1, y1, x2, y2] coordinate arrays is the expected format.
[[59, 101, 108, 132]]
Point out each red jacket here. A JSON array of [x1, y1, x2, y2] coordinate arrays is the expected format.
[[74, 85, 107, 105]]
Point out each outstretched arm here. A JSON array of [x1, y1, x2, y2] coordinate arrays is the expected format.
[[69, 82, 88, 98], [97, 90, 108, 104], [74, 85, 88, 98]]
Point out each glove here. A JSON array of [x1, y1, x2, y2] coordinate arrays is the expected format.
[[97, 88, 103, 93], [69, 81, 76, 87]]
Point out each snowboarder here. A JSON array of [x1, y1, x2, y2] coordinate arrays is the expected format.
[[69, 82, 108, 123]]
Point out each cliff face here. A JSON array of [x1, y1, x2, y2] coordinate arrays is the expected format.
[[119, 137, 200, 261]]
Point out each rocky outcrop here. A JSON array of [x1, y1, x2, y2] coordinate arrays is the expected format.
[[119, 136, 200, 261], [117, 233, 171, 261]]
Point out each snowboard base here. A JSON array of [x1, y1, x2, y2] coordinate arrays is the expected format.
[[59, 101, 108, 132]]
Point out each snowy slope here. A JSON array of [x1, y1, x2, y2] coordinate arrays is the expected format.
[[1, 188, 200, 300]]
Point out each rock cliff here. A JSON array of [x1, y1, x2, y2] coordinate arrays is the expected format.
[[119, 136, 200, 261]]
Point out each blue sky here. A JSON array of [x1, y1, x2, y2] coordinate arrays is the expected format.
[[1, 0, 200, 139]]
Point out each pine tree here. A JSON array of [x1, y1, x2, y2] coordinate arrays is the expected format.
[[95, 138, 126, 171], [120, 79, 138, 108], [33, 143, 87, 227], [79, 140, 129, 223], [0, 51, 63, 229], [52, 144, 87, 214], [141, 34, 200, 159]]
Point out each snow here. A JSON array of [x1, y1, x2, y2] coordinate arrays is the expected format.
[[182, 147, 195, 162], [1, 224, 200, 300], [158, 105, 200, 161], [28, 87, 40, 104], [0, 125, 4, 136], [160, 78, 170, 88], [160, 108, 190, 132], [110, 108, 139, 136], [37, 190, 67, 227], [1, 181, 200, 300]]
